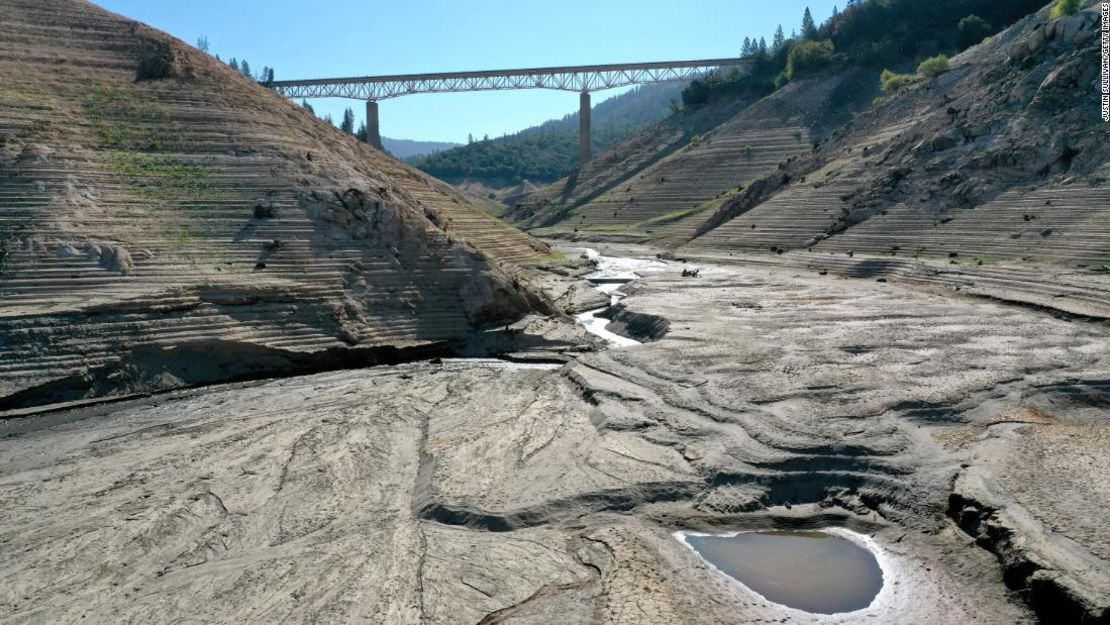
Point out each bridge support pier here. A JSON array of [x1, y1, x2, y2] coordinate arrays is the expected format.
[[579, 91, 590, 167], [365, 100, 382, 150]]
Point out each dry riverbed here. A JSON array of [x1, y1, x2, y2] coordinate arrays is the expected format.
[[2, 246, 1108, 624]]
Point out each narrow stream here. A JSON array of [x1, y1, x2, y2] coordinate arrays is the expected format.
[[574, 248, 667, 347]]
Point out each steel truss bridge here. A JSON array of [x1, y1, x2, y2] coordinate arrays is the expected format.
[[270, 57, 752, 164]]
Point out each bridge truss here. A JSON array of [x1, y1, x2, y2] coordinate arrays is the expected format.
[[270, 57, 752, 162], [269, 58, 752, 101]]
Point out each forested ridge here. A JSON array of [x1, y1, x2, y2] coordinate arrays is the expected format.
[[411, 82, 684, 184]]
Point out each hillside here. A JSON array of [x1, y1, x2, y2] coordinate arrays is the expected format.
[[412, 82, 684, 184], [509, 0, 1052, 245], [513, 71, 878, 244], [0, 0, 552, 409], [682, 3, 1110, 269], [506, 92, 758, 230]]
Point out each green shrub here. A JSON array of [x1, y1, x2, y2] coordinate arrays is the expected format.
[[1051, 0, 1081, 19], [916, 54, 950, 78], [956, 15, 992, 49], [786, 40, 835, 80], [681, 79, 710, 107], [880, 69, 917, 92], [774, 71, 790, 90]]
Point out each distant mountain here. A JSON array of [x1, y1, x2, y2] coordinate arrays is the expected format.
[[412, 82, 685, 186], [382, 137, 461, 160]]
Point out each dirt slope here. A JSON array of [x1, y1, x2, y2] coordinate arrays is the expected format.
[[682, 3, 1110, 268], [510, 71, 878, 245], [0, 0, 551, 408], [508, 94, 756, 231]]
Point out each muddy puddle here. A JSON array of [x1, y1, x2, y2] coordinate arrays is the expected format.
[[575, 248, 667, 347], [678, 529, 885, 615]]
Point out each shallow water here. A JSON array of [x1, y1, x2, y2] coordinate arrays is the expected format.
[[682, 530, 884, 614], [575, 248, 667, 347]]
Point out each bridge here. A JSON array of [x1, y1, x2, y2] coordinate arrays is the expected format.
[[270, 57, 752, 165]]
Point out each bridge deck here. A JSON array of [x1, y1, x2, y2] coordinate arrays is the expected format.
[[270, 57, 753, 101]]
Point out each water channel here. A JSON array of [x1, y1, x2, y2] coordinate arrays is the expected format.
[[574, 248, 667, 347]]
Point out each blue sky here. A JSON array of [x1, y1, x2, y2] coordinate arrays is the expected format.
[[93, 1, 839, 142]]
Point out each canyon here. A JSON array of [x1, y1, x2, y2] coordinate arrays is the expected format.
[[1, 1, 1108, 623]]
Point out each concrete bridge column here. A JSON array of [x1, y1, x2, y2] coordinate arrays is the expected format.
[[365, 100, 382, 149], [579, 91, 590, 167]]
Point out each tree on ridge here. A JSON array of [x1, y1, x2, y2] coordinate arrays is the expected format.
[[802, 7, 818, 40], [340, 107, 356, 134]]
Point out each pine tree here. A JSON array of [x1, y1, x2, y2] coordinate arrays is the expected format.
[[240, 60, 252, 79], [301, 99, 315, 114], [759, 37, 768, 55], [323, 114, 334, 126], [831, 5, 840, 19], [196, 36, 209, 53], [356, 122, 367, 142], [802, 7, 818, 40], [340, 107, 356, 134], [773, 25, 786, 49], [228, 58, 239, 73], [741, 36, 753, 56]]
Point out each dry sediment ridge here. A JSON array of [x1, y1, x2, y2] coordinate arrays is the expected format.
[[0, 0, 553, 408], [3, 250, 1107, 623], [674, 247, 1110, 321]]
